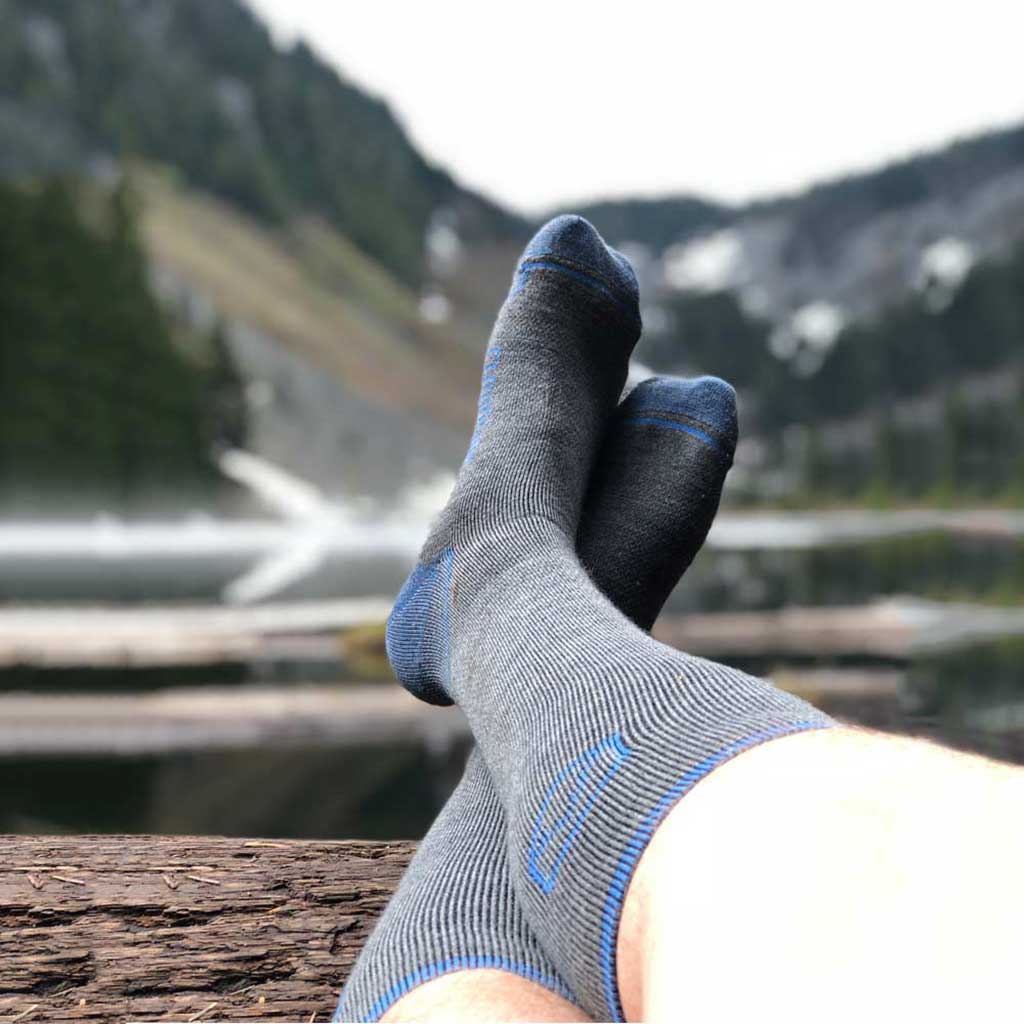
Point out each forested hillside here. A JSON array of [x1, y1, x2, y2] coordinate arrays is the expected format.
[[642, 241, 1024, 430], [0, 179, 244, 510], [2, 0, 1022, 509], [0, 0, 524, 286], [642, 246, 1024, 503], [0, 0, 518, 506]]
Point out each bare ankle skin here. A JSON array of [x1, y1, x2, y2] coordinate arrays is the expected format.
[[617, 726, 1024, 1021], [381, 968, 589, 1023]]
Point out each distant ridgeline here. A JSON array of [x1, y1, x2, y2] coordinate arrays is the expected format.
[[582, 122, 1024, 266], [0, 179, 245, 510], [581, 124, 1024, 505]]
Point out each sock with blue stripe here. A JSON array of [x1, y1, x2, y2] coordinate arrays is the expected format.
[[335, 372, 736, 1021], [385, 215, 833, 1020], [577, 375, 737, 631]]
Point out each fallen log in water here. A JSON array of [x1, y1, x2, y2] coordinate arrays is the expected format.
[[0, 835, 414, 1023], [0, 685, 466, 756], [654, 598, 1024, 659], [6, 597, 1024, 671], [0, 600, 392, 669], [0, 673, 904, 757]]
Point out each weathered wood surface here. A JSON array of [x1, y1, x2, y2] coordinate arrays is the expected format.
[[0, 836, 415, 1022]]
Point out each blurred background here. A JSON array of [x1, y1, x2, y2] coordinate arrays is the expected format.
[[2, 0, 1024, 839]]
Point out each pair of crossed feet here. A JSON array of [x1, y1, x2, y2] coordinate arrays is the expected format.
[[337, 217, 832, 1022]]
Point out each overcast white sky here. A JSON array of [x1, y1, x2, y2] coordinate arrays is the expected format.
[[249, 0, 1024, 215]]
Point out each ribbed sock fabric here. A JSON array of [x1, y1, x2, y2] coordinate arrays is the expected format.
[[577, 375, 736, 631], [336, 373, 737, 1021], [385, 215, 833, 1020]]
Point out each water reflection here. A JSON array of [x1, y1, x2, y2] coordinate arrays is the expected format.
[[0, 743, 468, 839], [2, 515, 1022, 839], [4, 635, 1023, 839]]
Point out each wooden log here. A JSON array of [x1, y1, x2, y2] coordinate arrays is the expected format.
[[653, 598, 1024, 660], [0, 600, 391, 669], [0, 685, 466, 756], [7, 596, 1024, 671], [0, 673, 906, 758], [0, 835, 414, 1022]]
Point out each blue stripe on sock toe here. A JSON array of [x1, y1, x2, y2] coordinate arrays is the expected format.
[[513, 259, 636, 314], [597, 718, 832, 1022], [624, 375, 738, 441], [521, 213, 638, 297], [620, 415, 723, 452]]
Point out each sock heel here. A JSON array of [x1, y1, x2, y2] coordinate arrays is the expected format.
[[385, 550, 455, 706]]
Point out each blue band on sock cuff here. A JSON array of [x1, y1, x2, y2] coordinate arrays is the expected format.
[[598, 718, 834, 1021], [339, 954, 578, 1022]]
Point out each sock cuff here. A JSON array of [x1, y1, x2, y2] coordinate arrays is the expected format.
[[335, 955, 578, 1023]]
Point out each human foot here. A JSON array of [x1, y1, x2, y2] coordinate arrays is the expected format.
[[338, 372, 739, 1022], [386, 215, 641, 706], [386, 216, 831, 1021]]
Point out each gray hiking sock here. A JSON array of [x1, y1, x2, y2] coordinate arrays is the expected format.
[[336, 373, 737, 1022], [386, 216, 833, 1020]]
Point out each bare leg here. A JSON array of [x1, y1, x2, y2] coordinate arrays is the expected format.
[[382, 970, 589, 1022], [618, 727, 1024, 1021]]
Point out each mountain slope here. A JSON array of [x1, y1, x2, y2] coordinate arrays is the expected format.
[[3, 0, 1023, 507], [131, 164, 486, 497], [575, 124, 1024, 504], [579, 120, 1024, 272], [0, 0, 526, 499], [0, 0, 525, 287], [136, 166, 479, 431]]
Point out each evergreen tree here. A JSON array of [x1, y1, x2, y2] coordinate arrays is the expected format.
[[0, 179, 246, 508]]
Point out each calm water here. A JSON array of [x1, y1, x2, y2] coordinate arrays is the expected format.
[[2, 521, 1023, 838], [0, 742, 468, 838]]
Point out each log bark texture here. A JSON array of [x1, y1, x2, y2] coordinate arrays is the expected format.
[[0, 835, 415, 1023]]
